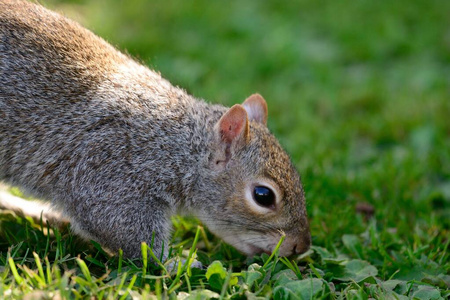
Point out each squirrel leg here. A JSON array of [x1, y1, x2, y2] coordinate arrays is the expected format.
[[65, 201, 172, 261]]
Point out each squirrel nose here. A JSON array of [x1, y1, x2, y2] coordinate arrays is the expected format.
[[293, 233, 311, 254]]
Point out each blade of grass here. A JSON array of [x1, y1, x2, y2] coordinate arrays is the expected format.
[[119, 274, 137, 300], [199, 226, 211, 251], [44, 221, 50, 259], [167, 280, 182, 295], [308, 263, 323, 279], [141, 242, 148, 279], [263, 233, 285, 269], [118, 249, 123, 274], [145, 243, 168, 274], [76, 258, 93, 282], [45, 257, 52, 285], [113, 272, 129, 299], [33, 252, 45, 283], [280, 257, 302, 279], [168, 225, 202, 291], [184, 273, 192, 293], [155, 279, 162, 298], [8, 257, 24, 285], [20, 264, 45, 288], [219, 268, 233, 300], [19, 247, 29, 265]]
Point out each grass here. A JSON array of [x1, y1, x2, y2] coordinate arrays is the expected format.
[[1, 0, 449, 298]]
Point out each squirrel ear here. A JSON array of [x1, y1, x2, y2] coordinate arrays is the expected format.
[[212, 105, 249, 169], [242, 93, 268, 125], [216, 104, 249, 144]]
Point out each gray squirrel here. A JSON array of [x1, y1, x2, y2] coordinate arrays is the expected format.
[[0, 0, 311, 260]]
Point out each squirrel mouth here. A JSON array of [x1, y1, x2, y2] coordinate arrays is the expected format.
[[246, 244, 271, 256]]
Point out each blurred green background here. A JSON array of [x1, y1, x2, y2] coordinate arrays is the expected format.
[[45, 0, 449, 252]]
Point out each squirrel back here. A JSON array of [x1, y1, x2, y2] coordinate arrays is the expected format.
[[0, 0, 310, 259]]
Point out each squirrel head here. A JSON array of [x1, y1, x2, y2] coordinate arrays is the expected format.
[[196, 94, 310, 257]]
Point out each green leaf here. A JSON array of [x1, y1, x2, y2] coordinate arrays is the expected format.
[[205, 261, 228, 292], [208, 273, 225, 292], [381, 279, 408, 294], [205, 261, 227, 280], [229, 275, 238, 287], [422, 274, 450, 289], [242, 270, 263, 288], [394, 264, 441, 282], [273, 278, 323, 300], [323, 256, 348, 265], [311, 246, 333, 260], [273, 269, 298, 287], [334, 259, 378, 282], [411, 285, 442, 300]]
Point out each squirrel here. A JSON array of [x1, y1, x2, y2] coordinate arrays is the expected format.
[[0, 0, 311, 260]]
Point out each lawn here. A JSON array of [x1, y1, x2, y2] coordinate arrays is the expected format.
[[1, 0, 449, 298]]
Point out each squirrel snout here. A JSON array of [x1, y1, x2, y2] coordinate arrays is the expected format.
[[278, 232, 311, 257], [293, 235, 311, 255]]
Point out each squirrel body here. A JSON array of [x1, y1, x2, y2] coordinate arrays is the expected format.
[[0, 0, 310, 259]]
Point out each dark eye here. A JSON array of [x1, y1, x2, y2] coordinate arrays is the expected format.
[[253, 186, 276, 208]]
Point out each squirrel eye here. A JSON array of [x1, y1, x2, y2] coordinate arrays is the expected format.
[[253, 186, 275, 208]]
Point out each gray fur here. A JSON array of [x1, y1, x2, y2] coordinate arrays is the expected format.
[[0, 0, 310, 259]]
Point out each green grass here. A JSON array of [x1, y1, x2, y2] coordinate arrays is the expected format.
[[1, 0, 449, 298]]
